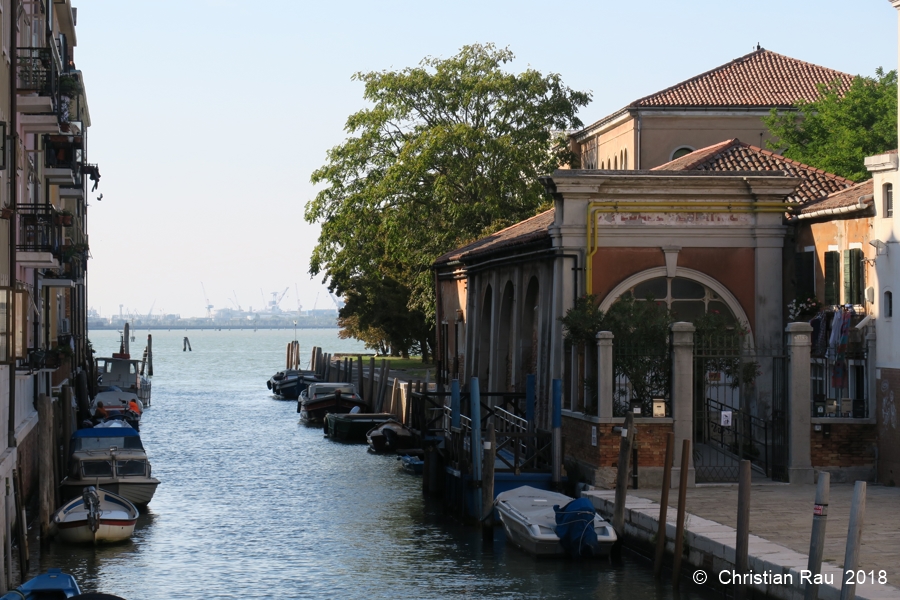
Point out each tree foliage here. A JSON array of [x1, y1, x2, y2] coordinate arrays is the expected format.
[[764, 68, 897, 181], [306, 44, 591, 357]]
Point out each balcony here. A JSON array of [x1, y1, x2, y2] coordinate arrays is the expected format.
[[45, 134, 82, 185], [16, 203, 62, 268], [16, 47, 57, 98]]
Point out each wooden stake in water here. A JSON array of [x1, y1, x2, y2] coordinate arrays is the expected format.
[[482, 423, 496, 542], [839, 481, 867, 600], [612, 411, 635, 540], [653, 431, 675, 579], [804, 472, 830, 600], [735, 460, 751, 600], [671, 438, 690, 590]]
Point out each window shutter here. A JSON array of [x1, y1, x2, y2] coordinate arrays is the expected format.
[[843, 250, 851, 305], [851, 248, 864, 304], [825, 251, 839, 305], [795, 251, 815, 298]]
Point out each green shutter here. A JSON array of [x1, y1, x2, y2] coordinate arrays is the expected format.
[[842, 249, 865, 305], [844, 250, 851, 306], [825, 251, 839, 305]]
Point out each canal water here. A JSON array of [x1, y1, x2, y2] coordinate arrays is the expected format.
[[37, 328, 714, 599]]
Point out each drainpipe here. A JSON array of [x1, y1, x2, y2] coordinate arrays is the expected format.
[[8, 7, 18, 450]]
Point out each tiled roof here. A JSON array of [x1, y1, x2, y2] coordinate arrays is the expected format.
[[653, 139, 854, 204], [434, 209, 554, 265], [574, 49, 854, 138], [634, 49, 853, 108], [798, 179, 874, 217]]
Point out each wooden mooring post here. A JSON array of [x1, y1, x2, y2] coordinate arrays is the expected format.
[[804, 472, 830, 600], [653, 431, 675, 579], [839, 481, 867, 600], [735, 460, 751, 600], [612, 411, 635, 544], [356, 355, 363, 396], [13, 469, 28, 582], [470, 377, 483, 522], [482, 423, 496, 542], [147, 334, 153, 377], [551, 379, 562, 489], [671, 438, 691, 590], [38, 394, 54, 545], [376, 360, 388, 412], [367, 357, 376, 408]]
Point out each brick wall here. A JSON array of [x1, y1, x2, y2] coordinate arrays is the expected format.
[[563, 415, 673, 470], [810, 423, 875, 468]]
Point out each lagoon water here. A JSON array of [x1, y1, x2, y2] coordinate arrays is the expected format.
[[38, 328, 712, 599]]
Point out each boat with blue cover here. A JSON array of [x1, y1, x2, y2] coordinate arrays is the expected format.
[[0, 569, 81, 599], [60, 425, 159, 506], [494, 486, 616, 557]]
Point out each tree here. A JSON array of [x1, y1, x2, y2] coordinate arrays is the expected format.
[[306, 43, 590, 358], [764, 68, 897, 181]]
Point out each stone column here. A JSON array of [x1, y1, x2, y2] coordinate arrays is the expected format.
[[866, 327, 877, 420], [786, 322, 815, 484], [670, 322, 695, 487], [596, 331, 614, 418]]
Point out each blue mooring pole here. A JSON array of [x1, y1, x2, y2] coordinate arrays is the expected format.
[[525, 374, 535, 427], [470, 377, 483, 521], [552, 379, 562, 487], [451, 379, 461, 430]]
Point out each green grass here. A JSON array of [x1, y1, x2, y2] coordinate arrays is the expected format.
[[334, 354, 435, 379]]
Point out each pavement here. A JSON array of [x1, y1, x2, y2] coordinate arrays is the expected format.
[[630, 482, 900, 593]]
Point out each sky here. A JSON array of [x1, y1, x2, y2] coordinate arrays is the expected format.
[[74, 0, 898, 319]]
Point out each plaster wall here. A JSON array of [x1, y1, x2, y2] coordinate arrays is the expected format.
[[639, 113, 775, 169], [795, 217, 875, 311]]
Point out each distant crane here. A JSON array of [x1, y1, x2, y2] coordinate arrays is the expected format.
[[146, 300, 156, 320], [232, 290, 243, 312], [295, 283, 302, 314], [312, 292, 320, 312], [201, 282, 213, 318], [270, 287, 289, 311], [328, 292, 345, 310]]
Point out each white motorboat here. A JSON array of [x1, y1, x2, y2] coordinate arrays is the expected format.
[[60, 425, 160, 506], [95, 354, 151, 408], [54, 486, 139, 544], [494, 485, 616, 557]]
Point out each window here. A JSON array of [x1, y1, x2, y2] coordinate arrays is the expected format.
[[824, 251, 840, 305], [885, 291, 893, 318], [620, 276, 736, 323], [671, 146, 694, 160], [117, 460, 147, 477], [82, 460, 114, 478], [843, 248, 865, 305], [795, 251, 815, 299], [886, 184, 894, 218]]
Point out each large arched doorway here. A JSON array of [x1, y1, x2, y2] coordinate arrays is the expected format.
[[497, 282, 515, 391], [477, 285, 492, 384], [518, 276, 540, 392]]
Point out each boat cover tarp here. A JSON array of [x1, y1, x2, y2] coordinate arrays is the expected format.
[[496, 486, 571, 532], [73, 426, 140, 438], [553, 497, 600, 558]]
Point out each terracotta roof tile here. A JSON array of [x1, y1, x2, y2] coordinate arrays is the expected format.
[[798, 179, 874, 216], [653, 139, 854, 204], [633, 49, 853, 108], [434, 209, 554, 265]]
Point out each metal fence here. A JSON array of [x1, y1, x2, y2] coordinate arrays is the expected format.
[[612, 341, 671, 418]]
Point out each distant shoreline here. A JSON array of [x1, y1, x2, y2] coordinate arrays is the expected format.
[[88, 324, 340, 331]]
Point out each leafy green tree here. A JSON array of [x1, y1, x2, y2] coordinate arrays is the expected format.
[[306, 44, 590, 357], [764, 68, 897, 181]]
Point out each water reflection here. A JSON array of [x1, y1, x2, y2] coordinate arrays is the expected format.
[[35, 329, 713, 599]]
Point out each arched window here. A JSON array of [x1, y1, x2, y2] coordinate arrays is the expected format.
[[885, 290, 893, 318], [885, 183, 894, 218], [614, 155, 618, 170], [618, 276, 736, 323], [671, 146, 694, 161], [623, 148, 628, 169]]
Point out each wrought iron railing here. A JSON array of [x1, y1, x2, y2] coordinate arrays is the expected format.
[[16, 203, 62, 254], [698, 397, 769, 480], [16, 47, 57, 96]]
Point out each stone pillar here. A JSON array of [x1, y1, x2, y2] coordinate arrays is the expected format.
[[670, 322, 695, 487], [866, 327, 876, 420], [596, 331, 614, 418], [786, 322, 815, 484]]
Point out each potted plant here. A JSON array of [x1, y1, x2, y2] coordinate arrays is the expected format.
[[56, 210, 74, 227]]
